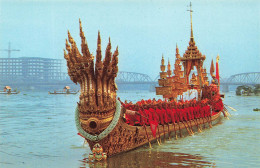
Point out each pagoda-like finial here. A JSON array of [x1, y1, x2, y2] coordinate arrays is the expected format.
[[160, 54, 165, 72], [161, 54, 165, 65], [97, 31, 101, 48], [167, 58, 172, 76], [167, 58, 171, 70], [187, 2, 194, 42], [176, 43, 179, 54]]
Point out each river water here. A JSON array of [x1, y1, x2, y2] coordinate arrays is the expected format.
[[0, 91, 259, 168]]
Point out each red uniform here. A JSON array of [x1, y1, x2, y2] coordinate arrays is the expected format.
[[170, 109, 176, 123], [163, 108, 169, 124], [156, 108, 164, 125], [144, 109, 150, 125], [166, 108, 172, 123], [182, 108, 188, 121], [176, 109, 182, 122]]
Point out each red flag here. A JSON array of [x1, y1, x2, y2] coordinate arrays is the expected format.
[[149, 120, 158, 138], [216, 60, 220, 85]]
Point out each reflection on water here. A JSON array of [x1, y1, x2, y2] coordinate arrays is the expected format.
[[80, 150, 214, 168]]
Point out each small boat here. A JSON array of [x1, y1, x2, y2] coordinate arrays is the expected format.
[[48, 86, 78, 94], [0, 86, 20, 94], [64, 4, 228, 159], [236, 85, 254, 96], [253, 108, 260, 111]]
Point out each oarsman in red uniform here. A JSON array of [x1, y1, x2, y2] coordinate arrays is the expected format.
[[143, 104, 150, 126], [148, 104, 159, 124], [154, 102, 163, 143], [124, 101, 135, 125], [186, 101, 195, 134], [159, 102, 166, 140], [190, 100, 201, 132], [128, 103, 138, 126], [196, 101, 204, 130], [155, 103, 163, 125], [183, 101, 193, 135], [202, 98, 212, 127], [203, 100, 212, 128], [175, 102, 183, 137], [186, 101, 195, 133], [169, 102, 178, 139], [177, 101, 192, 136], [205, 104, 212, 127], [200, 100, 208, 129], [152, 98, 157, 105], [163, 102, 171, 140], [136, 104, 145, 126], [146, 99, 152, 105], [125, 102, 143, 126]]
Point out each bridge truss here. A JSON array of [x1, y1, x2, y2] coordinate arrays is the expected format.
[[116, 71, 153, 84], [225, 72, 260, 85]]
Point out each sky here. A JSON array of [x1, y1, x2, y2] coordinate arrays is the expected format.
[[0, 0, 259, 79]]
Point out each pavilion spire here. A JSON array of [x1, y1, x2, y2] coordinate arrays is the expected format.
[[187, 2, 194, 42]]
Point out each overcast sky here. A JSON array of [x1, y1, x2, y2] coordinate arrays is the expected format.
[[0, 0, 259, 79]]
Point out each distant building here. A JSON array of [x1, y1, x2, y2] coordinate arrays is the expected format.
[[0, 57, 67, 83]]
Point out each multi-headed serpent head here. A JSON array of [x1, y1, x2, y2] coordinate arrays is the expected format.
[[64, 19, 119, 114]]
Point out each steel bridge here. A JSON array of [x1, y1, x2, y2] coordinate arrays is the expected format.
[[1, 71, 259, 91], [115, 71, 260, 92], [221, 72, 260, 85], [116, 71, 153, 84]]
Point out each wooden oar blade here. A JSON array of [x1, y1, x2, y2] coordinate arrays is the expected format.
[[224, 104, 237, 111]]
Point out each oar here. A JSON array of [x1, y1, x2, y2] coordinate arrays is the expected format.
[[171, 121, 178, 139], [223, 108, 230, 120], [187, 119, 194, 134], [167, 123, 171, 140], [157, 126, 162, 145], [224, 104, 237, 111], [183, 121, 192, 136], [223, 107, 231, 116], [143, 124, 152, 149], [192, 108, 202, 132]]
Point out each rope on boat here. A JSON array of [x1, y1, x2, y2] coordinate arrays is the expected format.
[[75, 100, 121, 142]]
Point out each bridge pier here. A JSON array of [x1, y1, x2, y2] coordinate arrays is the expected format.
[[149, 83, 157, 92], [221, 85, 229, 92]]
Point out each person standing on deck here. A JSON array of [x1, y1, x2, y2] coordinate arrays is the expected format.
[[188, 84, 198, 100]]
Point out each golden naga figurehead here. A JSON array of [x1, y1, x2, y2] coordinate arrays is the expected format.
[[64, 19, 119, 115]]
